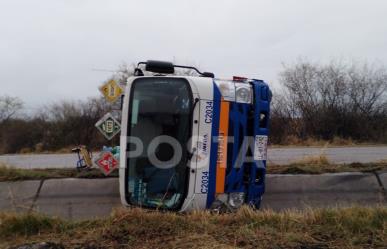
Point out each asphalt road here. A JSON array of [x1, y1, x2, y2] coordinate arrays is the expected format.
[[0, 146, 386, 169], [268, 146, 387, 165], [1, 172, 386, 219]]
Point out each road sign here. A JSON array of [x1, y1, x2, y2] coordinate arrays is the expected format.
[[99, 79, 123, 103], [95, 151, 119, 175], [95, 113, 121, 140]]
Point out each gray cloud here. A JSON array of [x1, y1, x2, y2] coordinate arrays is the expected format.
[[1, 0, 386, 110]]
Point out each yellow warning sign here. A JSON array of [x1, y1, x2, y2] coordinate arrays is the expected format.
[[99, 80, 123, 103]]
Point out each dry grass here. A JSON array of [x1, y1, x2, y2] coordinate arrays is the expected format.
[[0, 206, 386, 249], [0, 164, 116, 181], [293, 154, 330, 165], [267, 153, 387, 174], [271, 136, 376, 147], [1, 158, 387, 182], [10, 146, 77, 155]]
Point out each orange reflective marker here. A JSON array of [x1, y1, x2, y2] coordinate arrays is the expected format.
[[216, 101, 229, 194]]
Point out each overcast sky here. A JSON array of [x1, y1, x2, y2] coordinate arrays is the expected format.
[[1, 0, 387, 111]]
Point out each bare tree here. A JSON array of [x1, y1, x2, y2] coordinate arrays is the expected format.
[[347, 62, 387, 115], [113, 63, 136, 84], [0, 95, 23, 122], [40, 97, 110, 149], [275, 59, 387, 143]]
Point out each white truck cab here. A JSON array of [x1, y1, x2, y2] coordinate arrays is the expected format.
[[119, 61, 271, 211]]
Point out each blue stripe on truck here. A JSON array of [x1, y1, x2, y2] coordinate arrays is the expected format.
[[206, 82, 221, 208]]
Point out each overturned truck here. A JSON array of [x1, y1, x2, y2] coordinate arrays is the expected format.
[[119, 60, 271, 211]]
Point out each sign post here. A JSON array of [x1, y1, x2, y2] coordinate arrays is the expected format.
[[93, 79, 125, 174], [99, 79, 123, 103], [95, 151, 119, 175], [95, 113, 121, 140]]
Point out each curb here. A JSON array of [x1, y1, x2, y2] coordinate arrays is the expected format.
[[1, 173, 386, 219]]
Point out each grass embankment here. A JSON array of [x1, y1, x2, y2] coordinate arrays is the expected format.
[[0, 164, 117, 181], [1, 206, 386, 249], [269, 155, 387, 174], [270, 136, 387, 147], [1, 156, 387, 182]]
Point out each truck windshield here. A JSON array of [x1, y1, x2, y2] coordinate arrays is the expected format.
[[126, 77, 192, 210]]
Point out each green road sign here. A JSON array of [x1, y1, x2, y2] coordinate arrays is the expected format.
[[95, 113, 121, 140]]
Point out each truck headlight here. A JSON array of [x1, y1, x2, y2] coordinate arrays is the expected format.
[[228, 192, 245, 208], [235, 83, 252, 104]]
